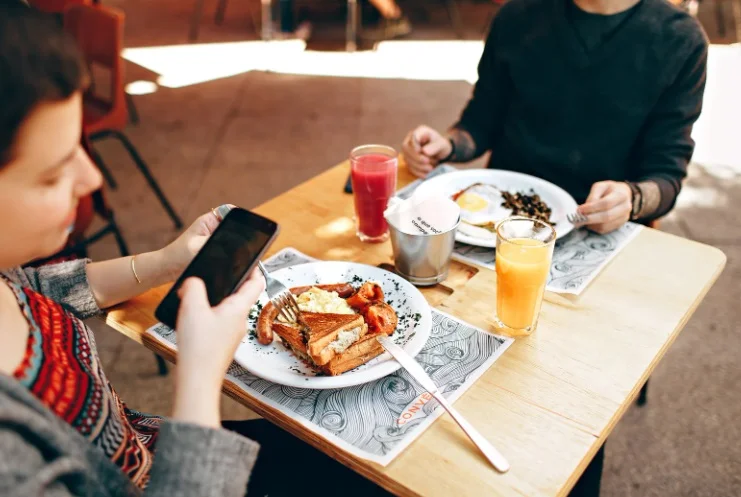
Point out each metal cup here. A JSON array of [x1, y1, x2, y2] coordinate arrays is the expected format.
[[388, 217, 461, 286]]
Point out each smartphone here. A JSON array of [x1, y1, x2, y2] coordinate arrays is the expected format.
[[155, 207, 279, 329]]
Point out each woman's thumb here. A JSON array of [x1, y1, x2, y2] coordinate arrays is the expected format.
[[178, 277, 209, 313]]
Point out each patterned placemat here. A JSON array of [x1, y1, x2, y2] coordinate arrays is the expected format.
[[394, 165, 643, 295], [393, 164, 458, 200], [453, 223, 643, 295], [146, 248, 513, 465]]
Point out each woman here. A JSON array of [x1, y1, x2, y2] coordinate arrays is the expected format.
[[0, 4, 265, 496], [0, 4, 388, 497]]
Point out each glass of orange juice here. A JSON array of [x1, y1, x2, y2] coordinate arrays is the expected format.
[[493, 217, 556, 337]]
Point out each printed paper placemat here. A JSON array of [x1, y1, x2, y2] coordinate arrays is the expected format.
[[146, 248, 513, 465], [394, 164, 458, 200], [393, 165, 643, 295], [453, 223, 643, 295]]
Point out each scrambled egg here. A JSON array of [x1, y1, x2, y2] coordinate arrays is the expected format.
[[296, 287, 354, 315], [327, 327, 362, 354]]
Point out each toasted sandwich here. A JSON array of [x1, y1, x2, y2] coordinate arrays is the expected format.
[[272, 312, 383, 375], [319, 332, 384, 376], [300, 312, 367, 366], [272, 322, 311, 362]]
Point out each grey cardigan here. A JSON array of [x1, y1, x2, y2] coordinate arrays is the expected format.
[[0, 261, 260, 496]]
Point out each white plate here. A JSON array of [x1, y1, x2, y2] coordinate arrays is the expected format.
[[414, 169, 578, 248], [235, 261, 432, 389]]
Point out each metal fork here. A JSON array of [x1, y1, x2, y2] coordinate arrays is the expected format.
[[567, 211, 589, 225], [257, 261, 300, 323]]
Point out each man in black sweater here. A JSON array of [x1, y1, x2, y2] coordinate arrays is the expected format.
[[403, 0, 708, 234]]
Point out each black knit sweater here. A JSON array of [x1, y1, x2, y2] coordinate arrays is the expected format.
[[454, 0, 708, 219]]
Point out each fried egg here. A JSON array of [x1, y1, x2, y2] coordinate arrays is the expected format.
[[454, 183, 512, 226]]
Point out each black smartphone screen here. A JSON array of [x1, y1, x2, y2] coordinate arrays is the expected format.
[[155, 208, 278, 329]]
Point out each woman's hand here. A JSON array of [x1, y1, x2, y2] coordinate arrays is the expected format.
[[172, 270, 265, 428], [577, 181, 632, 234], [160, 205, 234, 281], [402, 125, 452, 178], [87, 205, 236, 309]]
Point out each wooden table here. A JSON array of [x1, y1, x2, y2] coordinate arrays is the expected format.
[[106, 160, 726, 496]]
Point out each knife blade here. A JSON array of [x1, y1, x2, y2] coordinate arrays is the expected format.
[[377, 335, 438, 393]]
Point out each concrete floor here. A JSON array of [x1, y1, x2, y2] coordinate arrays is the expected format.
[[83, 1, 741, 495]]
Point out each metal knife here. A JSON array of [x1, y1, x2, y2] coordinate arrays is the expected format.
[[377, 335, 510, 473]]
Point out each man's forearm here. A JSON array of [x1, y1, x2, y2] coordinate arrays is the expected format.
[[446, 128, 479, 163], [632, 179, 674, 222]]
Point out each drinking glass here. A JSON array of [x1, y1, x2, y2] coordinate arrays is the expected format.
[[493, 217, 556, 337], [350, 144, 398, 243]]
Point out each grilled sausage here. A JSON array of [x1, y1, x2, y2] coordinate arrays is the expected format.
[[289, 283, 355, 298], [256, 301, 279, 344]]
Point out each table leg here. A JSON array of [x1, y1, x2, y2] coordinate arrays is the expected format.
[[444, 0, 464, 39], [568, 444, 605, 497], [732, 0, 741, 42], [346, 0, 358, 52], [189, 0, 205, 41], [215, 0, 228, 25], [716, 0, 727, 38], [261, 0, 273, 40]]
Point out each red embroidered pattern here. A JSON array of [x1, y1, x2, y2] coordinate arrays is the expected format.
[[12, 285, 161, 488]]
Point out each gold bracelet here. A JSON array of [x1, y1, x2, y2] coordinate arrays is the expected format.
[[131, 255, 142, 284]]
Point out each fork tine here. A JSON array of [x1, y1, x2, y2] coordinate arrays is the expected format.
[[285, 291, 300, 321], [286, 292, 301, 316], [277, 303, 293, 323], [278, 292, 298, 322], [568, 212, 588, 225]]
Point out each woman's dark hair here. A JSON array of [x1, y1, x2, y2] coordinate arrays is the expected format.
[[0, 3, 88, 165]]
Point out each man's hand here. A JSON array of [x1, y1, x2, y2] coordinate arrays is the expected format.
[[577, 181, 632, 234], [402, 125, 452, 178]]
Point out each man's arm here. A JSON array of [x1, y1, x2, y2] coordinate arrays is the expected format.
[[447, 13, 512, 163], [630, 33, 708, 222], [446, 128, 478, 163]]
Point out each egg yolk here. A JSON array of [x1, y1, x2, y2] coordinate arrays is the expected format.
[[456, 192, 488, 212]]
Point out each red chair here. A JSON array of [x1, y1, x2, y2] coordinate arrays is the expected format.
[[64, 4, 183, 229]]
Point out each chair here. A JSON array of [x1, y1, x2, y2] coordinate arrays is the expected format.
[[189, 0, 263, 41], [64, 4, 183, 229]]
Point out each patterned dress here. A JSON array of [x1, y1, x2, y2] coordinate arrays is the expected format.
[[6, 276, 162, 489]]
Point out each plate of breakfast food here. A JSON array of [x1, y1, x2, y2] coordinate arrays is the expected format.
[[235, 261, 432, 389], [413, 169, 578, 248]]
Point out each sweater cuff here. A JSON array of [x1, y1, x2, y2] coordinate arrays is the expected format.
[[147, 421, 259, 497], [633, 178, 677, 221], [449, 124, 486, 162], [37, 259, 102, 319]]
